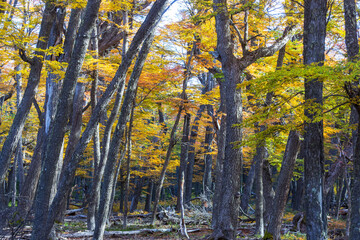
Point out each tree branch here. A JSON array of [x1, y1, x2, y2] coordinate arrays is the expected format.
[[18, 48, 34, 65], [237, 25, 297, 70]]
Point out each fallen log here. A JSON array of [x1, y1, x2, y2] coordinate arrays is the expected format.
[[61, 228, 173, 238]]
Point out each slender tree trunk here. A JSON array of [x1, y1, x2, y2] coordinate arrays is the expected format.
[[56, 82, 85, 223], [17, 127, 44, 215], [255, 145, 265, 236], [145, 179, 153, 212], [176, 113, 191, 211], [179, 171, 189, 239], [241, 154, 256, 213], [211, 81, 226, 229], [184, 105, 205, 202], [150, 108, 183, 225], [124, 123, 132, 228], [263, 159, 275, 223], [150, 41, 196, 225], [94, 29, 158, 240], [203, 103, 215, 199], [87, 25, 101, 231], [266, 130, 301, 239], [15, 65, 24, 195], [303, 0, 327, 239], [292, 175, 304, 211], [130, 177, 144, 212]]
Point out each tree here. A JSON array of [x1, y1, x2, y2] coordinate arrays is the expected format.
[[210, 0, 295, 238], [303, 0, 327, 239]]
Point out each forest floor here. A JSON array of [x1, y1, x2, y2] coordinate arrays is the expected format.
[[0, 207, 348, 239]]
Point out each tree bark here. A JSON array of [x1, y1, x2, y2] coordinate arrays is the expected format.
[[176, 113, 191, 211], [32, 1, 102, 239], [266, 130, 301, 239], [343, 0, 360, 238], [44, 2, 170, 237], [210, 1, 295, 238], [0, 1, 56, 186], [303, 0, 327, 239]]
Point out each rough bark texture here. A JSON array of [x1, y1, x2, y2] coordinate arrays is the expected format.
[[211, 77, 226, 229], [0, 2, 56, 186], [350, 122, 360, 239], [343, 0, 360, 238], [266, 130, 300, 239], [45, 2, 169, 237], [210, 1, 295, 238], [31, 2, 101, 239], [210, 2, 244, 238], [303, 0, 327, 239]]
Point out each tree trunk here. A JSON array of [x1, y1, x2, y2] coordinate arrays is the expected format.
[[94, 29, 158, 240], [145, 179, 153, 212], [45, 3, 170, 237], [130, 177, 145, 213], [203, 105, 214, 199], [184, 105, 205, 202], [124, 127, 132, 228], [291, 175, 304, 211], [210, 1, 294, 238], [263, 159, 275, 224], [211, 80, 226, 229], [56, 82, 85, 223], [303, 0, 327, 239], [31, 1, 102, 239], [343, 0, 360, 238], [241, 154, 256, 213], [150, 41, 196, 226], [150, 108, 183, 225], [266, 130, 301, 239], [0, 1, 56, 186], [255, 145, 265, 236], [176, 113, 191, 211]]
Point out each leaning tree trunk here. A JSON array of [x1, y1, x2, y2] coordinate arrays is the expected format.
[[150, 41, 195, 226], [303, 0, 327, 239], [266, 130, 301, 239], [31, 2, 102, 239], [94, 30, 157, 240], [0, 1, 56, 186], [44, 2, 170, 238], [16, 7, 81, 219]]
